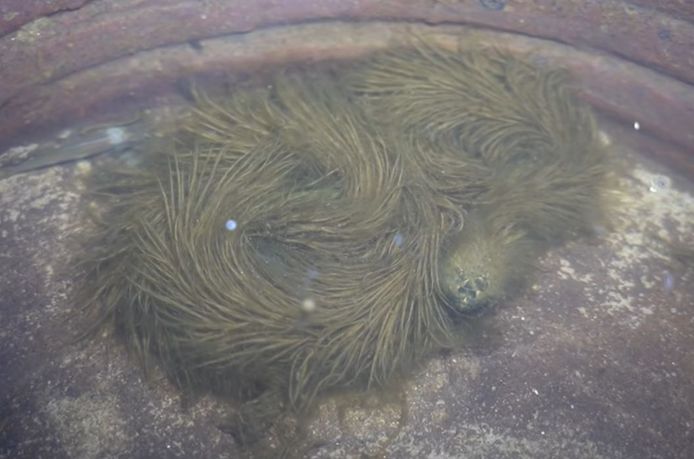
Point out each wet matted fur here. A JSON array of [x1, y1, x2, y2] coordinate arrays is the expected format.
[[75, 45, 613, 448]]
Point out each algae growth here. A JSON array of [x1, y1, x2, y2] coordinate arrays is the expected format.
[[75, 44, 613, 448]]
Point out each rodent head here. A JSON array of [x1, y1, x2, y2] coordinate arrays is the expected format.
[[440, 212, 536, 314]]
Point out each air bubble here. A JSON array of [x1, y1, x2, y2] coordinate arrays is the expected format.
[[662, 270, 674, 291], [301, 298, 316, 312], [648, 175, 670, 193], [106, 127, 127, 145], [393, 232, 404, 247]]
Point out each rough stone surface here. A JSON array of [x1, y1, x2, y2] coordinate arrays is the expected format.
[[0, 6, 692, 456], [0, 0, 91, 37], [1, 22, 693, 168], [2, 0, 694, 155], [1, 0, 693, 102], [0, 111, 692, 458]]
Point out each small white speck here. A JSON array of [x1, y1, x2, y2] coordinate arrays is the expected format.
[[225, 219, 237, 231], [633, 121, 640, 130], [75, 161, 92, 174], [301, 298, 316, 312], [393, 232, 404, 247], [106, 127, 127, 145], [640, 306, 654, 316], [662, 270, 674, 291], [532, 388, 539, 395]]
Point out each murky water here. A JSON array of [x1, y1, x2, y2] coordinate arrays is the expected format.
[[1, 14, 693, 459]]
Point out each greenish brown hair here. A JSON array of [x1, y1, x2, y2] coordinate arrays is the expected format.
[[75, 44, 613, 448]]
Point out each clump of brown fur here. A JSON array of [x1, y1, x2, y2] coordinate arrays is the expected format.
[[75, 44, 612, 448]]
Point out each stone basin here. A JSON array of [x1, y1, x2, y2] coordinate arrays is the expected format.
[[1, 1, 693, 458]]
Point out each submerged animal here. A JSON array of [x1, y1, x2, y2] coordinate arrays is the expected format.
[[76, 45, 612, 446]]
